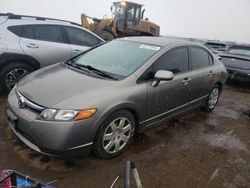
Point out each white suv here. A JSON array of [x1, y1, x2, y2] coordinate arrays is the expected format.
[[0, 13, 104, 91]]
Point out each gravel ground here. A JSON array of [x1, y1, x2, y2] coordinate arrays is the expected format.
[[0, 83, 249, 188]]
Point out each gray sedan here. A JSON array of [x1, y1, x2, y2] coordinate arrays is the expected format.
[[5, 37, 227, 159]]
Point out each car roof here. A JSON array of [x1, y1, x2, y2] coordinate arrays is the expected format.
[[0, 13, 82, 27], [119, 36, 197, 47]]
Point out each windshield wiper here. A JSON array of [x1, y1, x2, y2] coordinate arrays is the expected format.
[[65, 60, 88, 71], [75, 64, 118, 80], [65, 60, 117, 80]]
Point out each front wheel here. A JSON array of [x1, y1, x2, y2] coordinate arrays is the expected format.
[[202, 85, 221, 112], [93, 110, 135, 159], [0, 62, 33, 92]]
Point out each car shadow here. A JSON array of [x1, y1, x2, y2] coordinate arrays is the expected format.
[[0, 89, 8, 96], [226, 80, 250, 92]]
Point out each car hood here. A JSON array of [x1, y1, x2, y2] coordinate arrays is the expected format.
[[17, 63, 117, 108]]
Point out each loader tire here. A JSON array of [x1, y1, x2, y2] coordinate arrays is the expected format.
[[95, 30, 115, 41]]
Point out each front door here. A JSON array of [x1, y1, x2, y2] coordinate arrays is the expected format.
[[145, 47, 191, 123]]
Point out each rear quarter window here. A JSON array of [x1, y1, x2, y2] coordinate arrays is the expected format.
[[8, 25, 22, 36], [190, 47, 210, 69]]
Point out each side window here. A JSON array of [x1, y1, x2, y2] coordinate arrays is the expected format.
[[127, 5, 136, 20], [114, 4, 125, 20], [8, 26, 22, 36], [190, 47, 210, 69], [64, 27, 101, 47], [135, 7, 141, 22], [22, 25, 64, 43], [154, 47, 189, 74], [22, 25, 34, 39]]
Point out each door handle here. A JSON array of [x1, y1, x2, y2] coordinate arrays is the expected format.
[[182, 78, 191, 85], [26, 43, 39, 48]]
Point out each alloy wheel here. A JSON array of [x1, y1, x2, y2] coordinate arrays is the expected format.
[[5, 68, 29, 90], [208, 88, 219, 109], [102, 117, 132, 154]]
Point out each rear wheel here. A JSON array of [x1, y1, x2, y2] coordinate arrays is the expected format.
[[0, 62, 33, 92], [95, 30, 115, 41], [202, 84, 220, 112], [93, 110, 135, 159]]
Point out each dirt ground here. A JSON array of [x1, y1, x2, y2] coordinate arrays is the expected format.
[[0, 83, 249, 188]]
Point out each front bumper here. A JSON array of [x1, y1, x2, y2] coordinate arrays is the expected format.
[[227, 69, 250, 82], [5, 89, 99, 158]]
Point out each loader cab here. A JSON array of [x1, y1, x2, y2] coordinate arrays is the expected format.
[[113, 1, 143, 33]]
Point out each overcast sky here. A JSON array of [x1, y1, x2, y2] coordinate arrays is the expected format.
[[1, 0, 250, 43]]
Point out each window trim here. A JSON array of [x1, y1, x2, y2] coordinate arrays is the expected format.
[[208, 53, 214, 65]]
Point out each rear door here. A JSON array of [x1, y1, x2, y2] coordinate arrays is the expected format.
[[19, 24, 71, 67], [187, 47, 216, 103], [63, 26, 102, 57]]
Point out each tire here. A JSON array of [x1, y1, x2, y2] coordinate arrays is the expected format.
[[202, 84, 221, 112], [93, 110, 135, 159], [95, 30, 115, 41], [0, 62, 33, 92]]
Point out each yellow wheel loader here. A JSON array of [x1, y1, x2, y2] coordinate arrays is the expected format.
[[81, 1, 160, 41]]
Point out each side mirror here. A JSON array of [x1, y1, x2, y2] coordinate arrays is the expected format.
[[152, 70, 174, 87]]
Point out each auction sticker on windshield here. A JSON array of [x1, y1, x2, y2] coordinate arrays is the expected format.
[[140, 45, 161, 51]]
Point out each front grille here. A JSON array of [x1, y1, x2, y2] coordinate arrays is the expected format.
[[15, 89, 44, 112]]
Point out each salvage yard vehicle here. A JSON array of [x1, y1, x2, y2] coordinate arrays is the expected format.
[[81, 1, 160, 40], [0, 13, 104, 91], [219, 44, 250, 82], [204, 41, 229, 54], [6, 37, 227, 159]]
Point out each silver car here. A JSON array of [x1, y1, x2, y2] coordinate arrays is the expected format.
[[0, 13, 104, 91], [6, 37, 227, 159]]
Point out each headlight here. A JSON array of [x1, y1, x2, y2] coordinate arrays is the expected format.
[[39, 108, 96, 121], [39, 109, 57, 120], [55, 110, 78, 120]]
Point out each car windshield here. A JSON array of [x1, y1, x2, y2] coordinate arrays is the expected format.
[[228, 47, 250, 57], [72, 40, 160, 77]]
